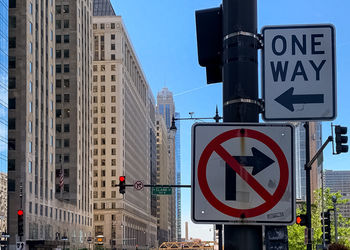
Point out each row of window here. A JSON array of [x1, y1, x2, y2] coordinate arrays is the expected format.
[[93, 23, 116, 30], [93, 180, 116, 188], [93, 148, 117, 155], [28, 201, 90, 226], [93, 191, 117, 199], [93, 127, 117, 134], [56, 19, 69, 29], [56, 34, 70, 43], [93, 159, 116, 167], [93, 75, 117, 82], [92, 117, 117, 124], [93, 106, 117, 113], [93, 64, 116, 72], [92, 96, 117, 103], [56, 49, 70, 58]]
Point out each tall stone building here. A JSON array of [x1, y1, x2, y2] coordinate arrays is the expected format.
[[155, 114, 171, 244], [0, 173, 7, 235], [92, 1, 157, 248], [8, 0, 93, 248], [156, 87, 177, 241]]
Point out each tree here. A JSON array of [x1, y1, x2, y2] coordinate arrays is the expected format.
[[288, 188, 350, 249]]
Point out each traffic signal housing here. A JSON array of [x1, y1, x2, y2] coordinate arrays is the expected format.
[[296, 214, 307, 226], [335, 125, 348, 154], [321, 210, 331, 245], [17, 209, 24, 236], [119, 176, 125, 194]]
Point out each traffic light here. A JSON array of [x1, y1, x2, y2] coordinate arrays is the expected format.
[[119, 176, 125, 194], [335, 125, 348, 154], [17, 209, 24, 236], [296, 214, 307, 226], [321, 210, 331, 245]]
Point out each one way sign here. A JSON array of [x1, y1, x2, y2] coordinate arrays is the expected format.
[[192, 123, 295, 225], [262, 24, 336, 121]]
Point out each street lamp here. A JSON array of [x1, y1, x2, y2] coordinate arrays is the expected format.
[[170, 106, 222, 132], [332, 195, 338, 242]]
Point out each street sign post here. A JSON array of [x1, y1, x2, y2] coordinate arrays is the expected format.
[[152, 187, 172, 195], [192, 123, 295, 225], [262, 24, 336, 121]]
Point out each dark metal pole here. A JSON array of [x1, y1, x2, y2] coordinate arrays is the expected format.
[[304, 122, 312, 250], [222, 0, 261, 249]]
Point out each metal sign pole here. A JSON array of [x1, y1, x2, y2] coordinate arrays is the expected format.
[[222, 0, 262, 249]]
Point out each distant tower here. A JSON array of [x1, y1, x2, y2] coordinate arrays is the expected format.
[[185, 221, 189, 241]]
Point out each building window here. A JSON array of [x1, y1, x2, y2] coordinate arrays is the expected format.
[[100, 23, 105, 29], [55, 5, 61, 14], [56, 79, 62, 88], [64, 64, 70, 73], [64, 79, 70, 87], [9, 118, 16, 130], [64, 124, 70, 132], [56, 50, 61, 58], [64, 94, 70, 102], [9, 0, 16, 8], [111, 86, 116, 92], [111, 54, 116, 60], [64, 35, 69, 43], [9, 98, 16, 109], [8, 139, 16, 150], [8, 159, 15, 171], [64, 50, 69, 58], [9, 56, 16, 68], [63, 5, 69, 13], [111, 34, 115, 40], [93, 24, 97, 29], [63, 20, 69, 28], [111, 23, 115, 29], [9, 78, 16, 89], [56, 94, 62, 103], [56, 20, 61, 29], [56, 35, 61, 43], [9, 37, 16, 48], [56, 65, 62, 73], [111, 44, 115, 50], [9, 16, 16, 28], [64, 139, 70, 147], [111, 75, 116, 81]]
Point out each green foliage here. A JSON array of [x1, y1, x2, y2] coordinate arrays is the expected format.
[[288, 188, 350, 249]]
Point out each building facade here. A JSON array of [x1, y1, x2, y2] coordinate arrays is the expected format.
[[324, 170, 350, 218], [0, 172, 6, 235], [92, 4, 157, 248], [155, 114, 171, 244], [175, 112, 181, 241], [8, 0, 93, 248], [157, 88, 177, 241]]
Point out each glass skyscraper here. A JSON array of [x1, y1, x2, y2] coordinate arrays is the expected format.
[[0, 0, 8, 174]]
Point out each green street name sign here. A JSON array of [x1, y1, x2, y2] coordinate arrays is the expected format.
[[152, 187, 172, 195]]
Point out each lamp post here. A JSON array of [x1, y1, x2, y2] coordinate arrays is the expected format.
[[170, 106, 222, 132], [332, 195, 338, 242]]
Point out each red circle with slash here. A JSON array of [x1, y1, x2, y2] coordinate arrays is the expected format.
[[197, 128, 289, 218]]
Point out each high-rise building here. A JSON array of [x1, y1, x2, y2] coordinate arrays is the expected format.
[[324, 170, 350, 218], [295, 122, 323, 202], [92, 2, 157, 248], [8, 0, 93, 248], [157, 87, 177, 241], [175, 112, 181, 241], [0, 0, 8, 236], [156, 114, 172, 244]]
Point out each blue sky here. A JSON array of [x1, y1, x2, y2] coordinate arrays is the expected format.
[[111, 0, 350, 240]]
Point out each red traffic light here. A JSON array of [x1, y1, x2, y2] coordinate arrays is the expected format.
[[17, 210, 24, 216], [296, 216, 302, 224], [119, 176, 125, 182]]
